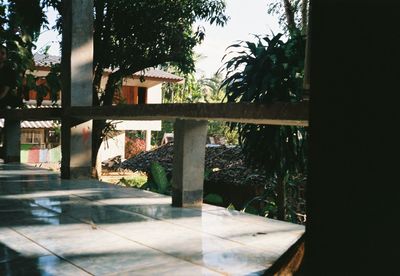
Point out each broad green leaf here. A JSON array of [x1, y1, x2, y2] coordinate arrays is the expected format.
[[204, 193, 223, 205], [150, 162, 169, 194]]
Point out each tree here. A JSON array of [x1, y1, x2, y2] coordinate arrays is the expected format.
[[0, 0, 48, 99], [161, 70, 237, 145], [220, 30, 307, 221], [218, 0, 310, 222], [199, 72, 226, 103], [162, 72, 203, 104]]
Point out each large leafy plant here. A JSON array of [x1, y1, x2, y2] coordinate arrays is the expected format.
[[220, 31, 308, 221]]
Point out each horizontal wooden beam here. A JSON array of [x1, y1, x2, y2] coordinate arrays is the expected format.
[[1, 102, 308, 126], [67, 102, 308, 126], [0, 107, 63, 120]]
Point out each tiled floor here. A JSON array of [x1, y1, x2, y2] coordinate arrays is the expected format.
[[0, 164, 304, 275]]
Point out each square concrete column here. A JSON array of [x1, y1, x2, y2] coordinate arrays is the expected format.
[[3, 119, 21, 163], [60, 0, 93, 179], [172, 119, 208, 207], [145, 130, 152, 151], [61, 119, 93, 178]]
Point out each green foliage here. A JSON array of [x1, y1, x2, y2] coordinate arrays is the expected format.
[[203, 168, 212, 181], [106, 0, 226, 73], [0, 1, 62, 107], [119, 174, 148, 188], [221, 32, 307, 175], [0, 0, 48, 97], [126, 130, 145, 140], [198, 72, 226, 103], [152, 121, 174, 146], [161, 71, 239, 145], [87, 0, 228, 105], [150, 162, 169, 194], [162, 72, 203, 103], [208, 120, 238, 145], [240, 174, 306, 223], [267, 0, 309, 34], [204, 193, 224, 205], [45, 63, 61, 103], [243, 205, 259, 215], [163, 71, 226, 104], [222, 32, 305, 104], [220, 31, 308, 221], [24, 69, 60, 107]]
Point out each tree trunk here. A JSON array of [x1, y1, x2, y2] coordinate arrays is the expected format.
[[282, 0, 297, 33], [277, 175, 286, 220], [301, 0, 309, 35], [91, 119, 107, 178], [90, 72, 120, 178], [303, 0, 311, 94]]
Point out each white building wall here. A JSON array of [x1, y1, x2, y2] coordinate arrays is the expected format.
[[98, 132, 126, 161], [113, 120, 161, 131], [147, 84, 162, 103]]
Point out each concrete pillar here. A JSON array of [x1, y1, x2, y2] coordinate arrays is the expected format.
[[60, 0, 93, 179], [3, 119, 20, 163], [145, 130, 151, 151], [172, 119, 208, 208]]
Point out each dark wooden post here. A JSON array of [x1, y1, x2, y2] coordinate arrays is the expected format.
[[3, 119, 20, 163]]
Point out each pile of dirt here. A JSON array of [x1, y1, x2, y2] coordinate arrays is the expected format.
[[118, 143, 267, 188]]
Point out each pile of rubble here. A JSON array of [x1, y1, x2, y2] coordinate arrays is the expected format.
[[118, 143, 267, 187]]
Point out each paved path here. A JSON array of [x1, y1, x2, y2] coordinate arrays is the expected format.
[[0, 164, 304, 275]]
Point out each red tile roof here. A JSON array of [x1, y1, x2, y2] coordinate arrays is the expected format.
[[33, 54, 183, 83]]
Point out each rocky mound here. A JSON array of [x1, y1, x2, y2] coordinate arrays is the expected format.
[[117, 143, 267, 187]]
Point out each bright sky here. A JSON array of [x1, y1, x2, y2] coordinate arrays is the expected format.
[[194, 0, 280, 77], [36, 1, 281, 78], [35, 6, 61, 56]]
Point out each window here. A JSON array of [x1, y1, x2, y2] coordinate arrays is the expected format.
[[47, 130, 60, 144], [21, 130, 43, 144]]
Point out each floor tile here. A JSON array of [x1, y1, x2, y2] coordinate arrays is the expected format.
[[0, 228, 50, 262], [190, 246, 275, 275], [0, 164, 305, 275], [0, 255, 90, 276], [111, 259, 222, 276]]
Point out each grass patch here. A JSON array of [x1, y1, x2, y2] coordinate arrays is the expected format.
[[118, 173, 148, 188]]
